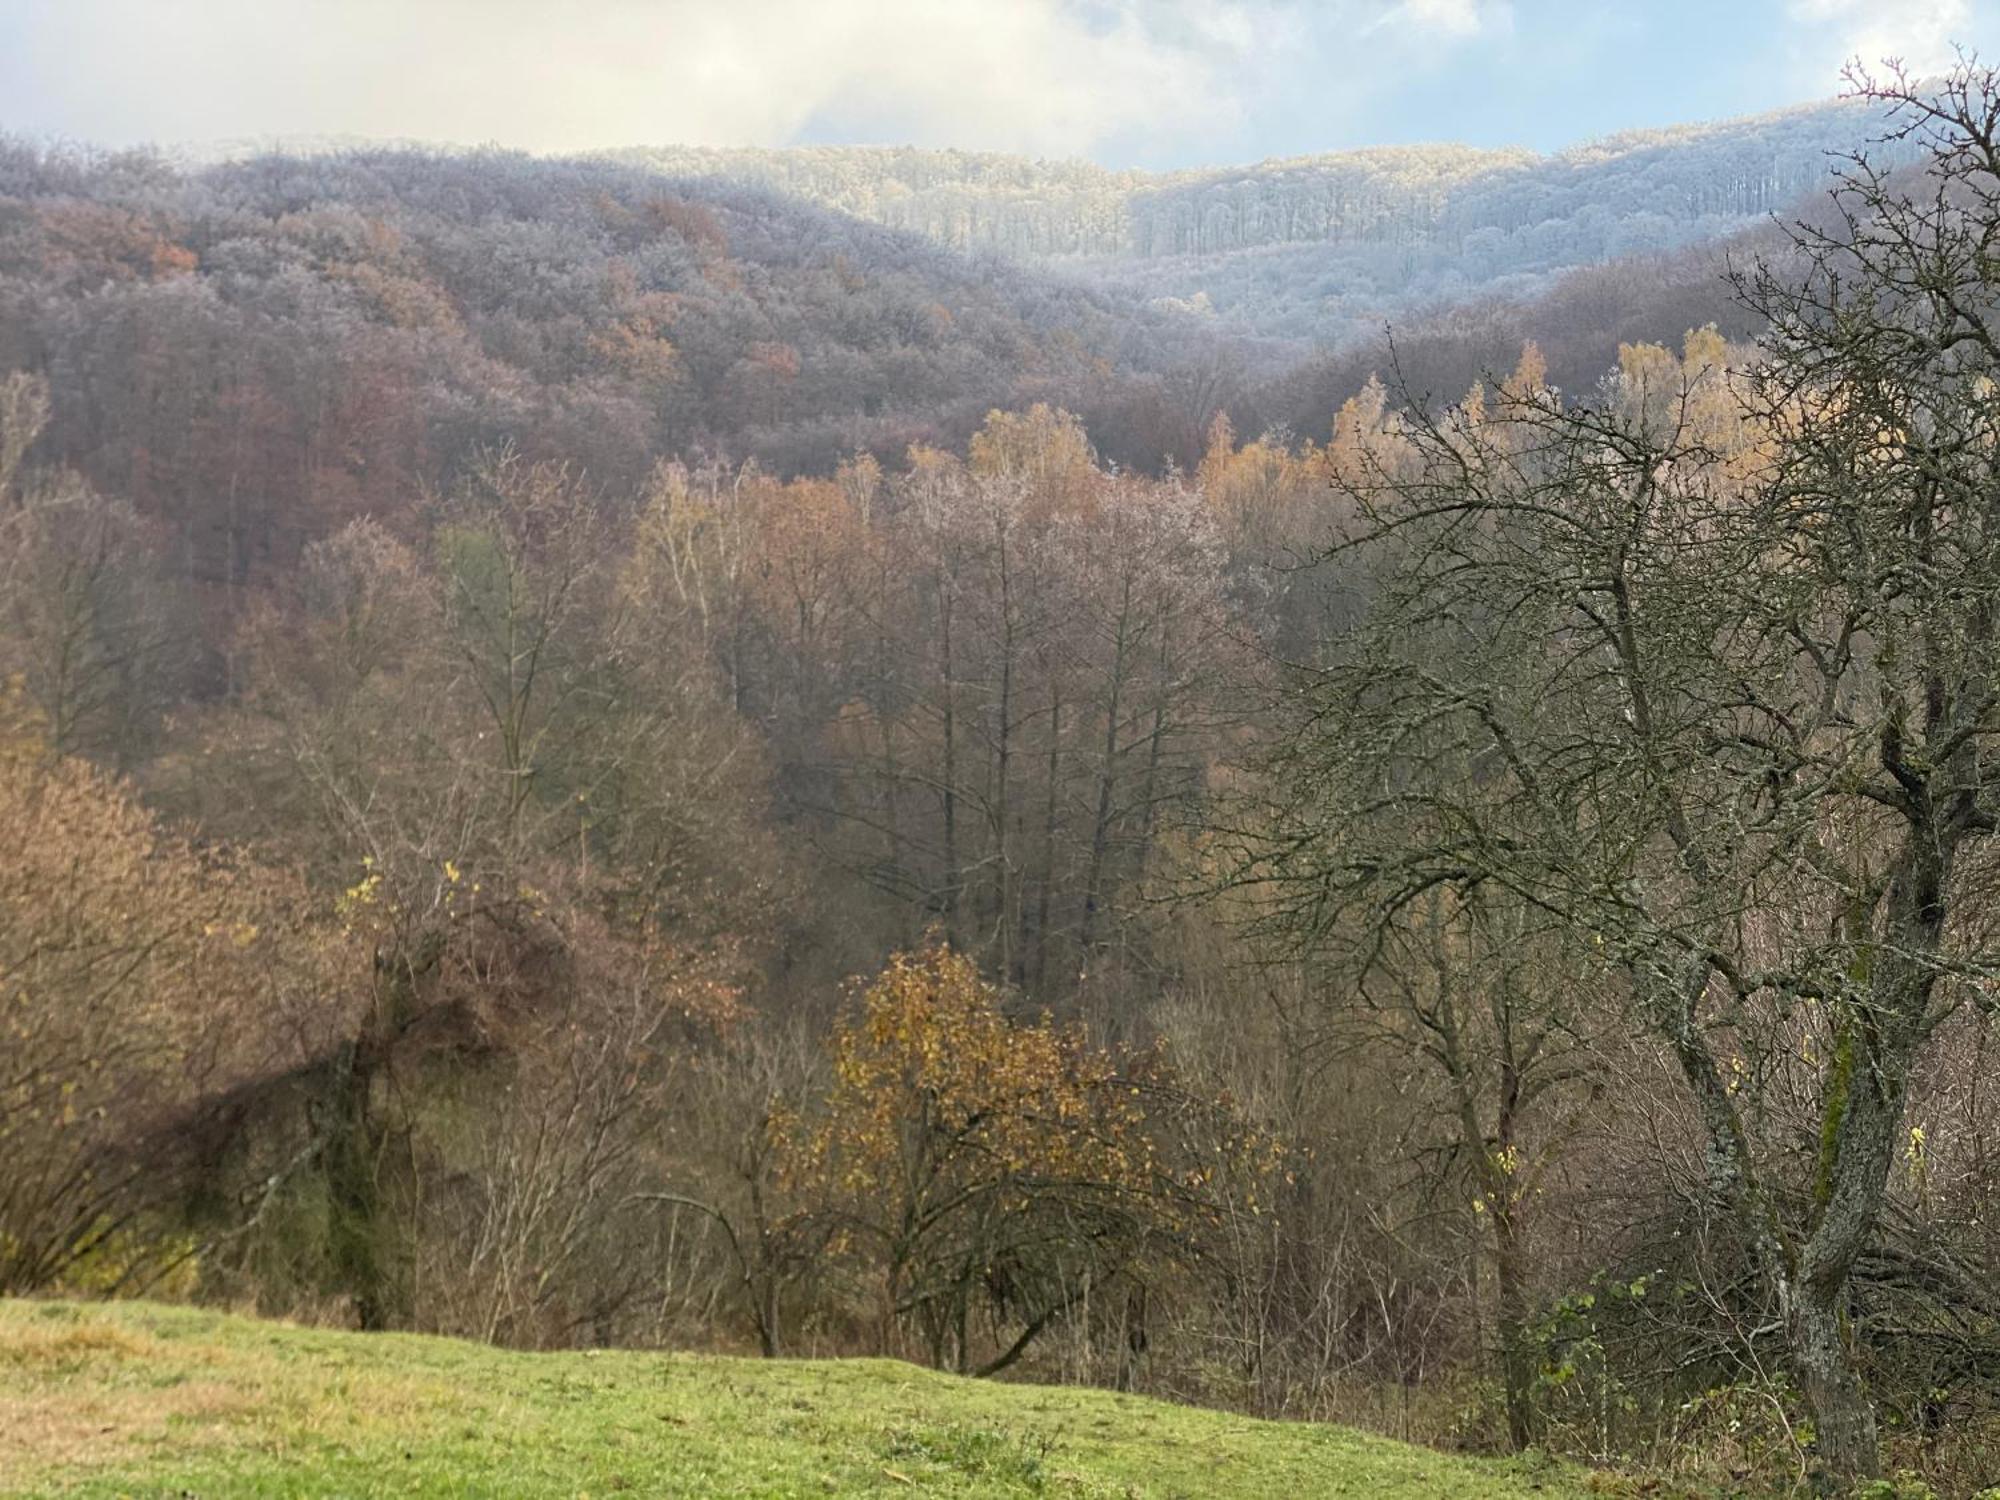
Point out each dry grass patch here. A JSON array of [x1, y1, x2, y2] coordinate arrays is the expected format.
[[0, 1319, 158, 1370], [0, 1377, 253, 1476]]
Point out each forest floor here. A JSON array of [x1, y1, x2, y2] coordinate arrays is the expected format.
[[0, 1298, 1599, 1498]]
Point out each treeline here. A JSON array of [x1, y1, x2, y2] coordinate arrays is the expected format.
[[0, 120, 1855, 628], [617, 95, 1911, 340], [620, 99, 1884, 262], [1260, 226, 1785, 444], [0, 133, 1237, 606]]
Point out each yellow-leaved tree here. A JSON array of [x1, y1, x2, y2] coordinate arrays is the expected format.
[[785, 941, 1276, 1379]]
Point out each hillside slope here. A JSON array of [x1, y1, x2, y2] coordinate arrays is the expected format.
[[611, 95, 1906, 341], [0, 138, 1205, 513], [0, 1301, 1590, 1498]]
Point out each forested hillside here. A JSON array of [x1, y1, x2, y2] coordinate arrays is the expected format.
[[5, 62, 2000, 1500], [614, 95, 1908, 339], [0, 135, 1222, 569]]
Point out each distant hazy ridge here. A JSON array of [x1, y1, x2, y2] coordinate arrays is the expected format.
[[606, 96, 1906, 337]]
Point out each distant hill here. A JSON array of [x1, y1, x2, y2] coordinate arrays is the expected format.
[[608, 96, 1909, 342], [0, 92, 1919, 563], [0, 137, 1217, 572]]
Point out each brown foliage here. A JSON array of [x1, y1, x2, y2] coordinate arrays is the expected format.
[[0, 751, 326, 1292], [780, 941, 1274, 1376]]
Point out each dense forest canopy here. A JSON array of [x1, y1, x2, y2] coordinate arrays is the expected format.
[[0, 91, 1895, 609], [0, 135, 1231, 543], [607, 95, 1912, 340], [3, 60, 1999, 1500], [178, 91, 1913, 354]]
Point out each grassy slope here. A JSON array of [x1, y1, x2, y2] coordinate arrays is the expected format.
[[0, 1301, 1589, 1499]]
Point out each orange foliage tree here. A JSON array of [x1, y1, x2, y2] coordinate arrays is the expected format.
[[785, 940, 1275, 1377]]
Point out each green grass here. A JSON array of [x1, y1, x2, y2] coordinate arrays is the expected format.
[[0, 1300, 1591, 1498]]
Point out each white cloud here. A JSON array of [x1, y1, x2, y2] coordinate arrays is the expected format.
[[1785, 0, 1972, 82], [1375, 0, 1514, 39], [4, 0, 1278, 162], [2, 0, 1520, 165]]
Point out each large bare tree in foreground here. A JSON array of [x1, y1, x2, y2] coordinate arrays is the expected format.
[[1246, 67, 2000, 1483]]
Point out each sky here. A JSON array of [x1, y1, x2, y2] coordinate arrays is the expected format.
[[4, 0, 1999, 169]]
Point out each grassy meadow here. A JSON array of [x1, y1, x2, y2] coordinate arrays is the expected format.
[[0, 1300, 1598, 1498]]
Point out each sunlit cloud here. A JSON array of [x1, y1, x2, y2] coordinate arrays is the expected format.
[[4, 0, 1273, 161], [4, 0, 1997, 166], [0, 0, 1520, 165], [1785, 0, 1973, 83]]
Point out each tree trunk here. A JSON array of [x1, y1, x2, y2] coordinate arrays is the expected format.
[[1028, 680, 1061, 993], [937, 576, 960, 945], [1787, 1281, 1877, 1484], [1492, 1199, 1537, 1453], [1785, 835, 1945, 1484], [322, 1038, 392, 1331], [1078, 584, 1131, 958], [991, 515, 1015, 974]]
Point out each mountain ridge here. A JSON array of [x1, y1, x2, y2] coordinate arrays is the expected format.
[[132, 90, 1912, 343], [596, 93, 1907, 339]]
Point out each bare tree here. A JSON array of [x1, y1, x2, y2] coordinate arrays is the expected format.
[[1241, 67, 2000, 1483]]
